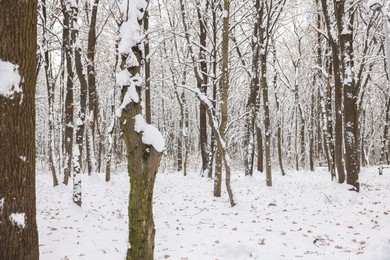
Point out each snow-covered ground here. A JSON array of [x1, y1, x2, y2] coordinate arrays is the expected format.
[[37, 166, 390, 260]]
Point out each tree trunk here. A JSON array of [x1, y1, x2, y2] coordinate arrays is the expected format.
[[257, 127, 264, 172], [320, 0, 345, 183], [274, 93, 285, 176], [117, 2, 163, 259], [73, 0, 87, 206], [0, 1, 40, 258], [86, 0, 100, 175], [62, 0, 75, 185], [40, 0, 59, 186], [179, 0, 209, 174], [244, 0, 262, 176], [261, 54, 272, 186], [197, 1, 209, 175], [337, 3, 359, 191]]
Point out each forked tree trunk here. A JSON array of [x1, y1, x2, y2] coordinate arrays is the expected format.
[[179, 0, 209, 174], [320, 0, 345, 183], [0, 1, 39, 258], [117, 2, 163, 259]]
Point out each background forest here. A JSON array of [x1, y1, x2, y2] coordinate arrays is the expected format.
[[35, 0, 389, 189], [1, 0, 390, 259]]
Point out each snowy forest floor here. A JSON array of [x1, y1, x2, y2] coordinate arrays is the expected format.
[[37, 166, 390, 260]]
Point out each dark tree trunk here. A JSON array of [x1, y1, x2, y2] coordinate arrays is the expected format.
[[62, 0, 75, 185], [257, 127, 264, 173], [0, 1, 40, 258], [320, 0, 345, 183], [245, 0, 262, 176], [86, 0, 100, 175], [197, 1, 209, 175]]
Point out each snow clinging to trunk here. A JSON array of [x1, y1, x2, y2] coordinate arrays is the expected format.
[[0, 60, 22, 98]]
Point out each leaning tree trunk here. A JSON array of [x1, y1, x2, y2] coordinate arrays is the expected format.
[[117, 2, 164, 259], [0, 1, 40, 258]]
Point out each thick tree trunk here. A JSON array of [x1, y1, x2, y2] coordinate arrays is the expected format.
[[118, 2, 163, 258], [0, 1, 40, 258], [338, 4, 359, 191]]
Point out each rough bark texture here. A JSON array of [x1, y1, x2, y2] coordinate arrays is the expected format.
[[0, 1, 40, 258], [337, 3, 359, 191], [62, 0, 75, 185], [86, 0, 100, 175], [118, 2, 163, 259]]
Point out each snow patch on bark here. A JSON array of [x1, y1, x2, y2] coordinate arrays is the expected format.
[[134, 114, 165, 152], [0, 60, 22, 98], [9, 213, 26, 228]]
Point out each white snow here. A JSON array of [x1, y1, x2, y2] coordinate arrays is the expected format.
[[36, 167, 390, 260], [134, 114, 165, 152], [9, 213, 26, 228], [118, 0, 147, 56], [0, 198, 4, 214], [0, 60, 22, 98]]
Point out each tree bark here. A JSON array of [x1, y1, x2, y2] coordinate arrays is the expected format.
[[0, 0, 40, 258], [320, 0, 345, 183], [86, 0, 100, 175], [118, 2, 163, 258], [244, 0, 262, 176], [73, 0, 86, 206], [62, 0, 75, 185]]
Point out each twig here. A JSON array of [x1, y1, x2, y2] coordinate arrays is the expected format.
[[322, 193, 332, 205]]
